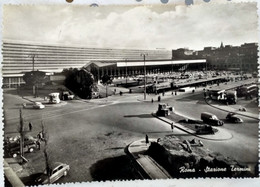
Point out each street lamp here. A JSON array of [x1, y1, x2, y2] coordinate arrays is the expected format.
[[28, 54, 37, 71], [125, 59, 128, 85], [237, 53, 245, 79], [28, 54, 38, 97], [141, 53, 148, 100]]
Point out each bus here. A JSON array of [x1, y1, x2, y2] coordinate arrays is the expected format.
[[207, 89, 237, 104], [208, 89, 226, 100], [237, 84, 258, 98]]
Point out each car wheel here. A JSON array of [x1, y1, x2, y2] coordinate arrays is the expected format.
[[13, 153, 17, 158], [63, 170, 68, 176], [29, 147, 34, 153]]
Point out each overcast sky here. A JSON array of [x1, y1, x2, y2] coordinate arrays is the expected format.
[[3, 2, 258, 50]]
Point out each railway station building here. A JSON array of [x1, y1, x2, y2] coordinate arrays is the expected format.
[[2, 41, 206, 88]]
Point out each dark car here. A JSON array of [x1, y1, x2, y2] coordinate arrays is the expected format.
[[5, 135, 39, 158], [226, 113, 243, 123], [36, 162, 70, 184], [201, 112, 224, 126]]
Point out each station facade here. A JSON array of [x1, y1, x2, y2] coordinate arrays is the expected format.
[[2, 41, 172, 88]]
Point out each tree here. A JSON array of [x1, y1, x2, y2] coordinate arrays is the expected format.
[[101, 74, 113, 97], [23, 70, 49, 97], [23, 70, 48, 86], [64, 68, 95, 99]]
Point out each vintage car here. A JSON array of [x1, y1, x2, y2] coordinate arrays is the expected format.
[[33, 102, 45, 109], [36, 162, 70, 184], [5, 135, 39, 158], [226, 113, 243, 123]]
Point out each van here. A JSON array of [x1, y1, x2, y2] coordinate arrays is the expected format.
[[201, 112, 224, 126]]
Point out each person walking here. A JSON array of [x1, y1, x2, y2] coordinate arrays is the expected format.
[[29, 122, 32, 131], [145, 134, 149, 145], [151, 98, 154, 103], [36, 140, 41, 150], [171, 123, 174, 132]]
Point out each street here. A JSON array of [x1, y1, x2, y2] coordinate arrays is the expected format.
[[3, 84, 259, 183]]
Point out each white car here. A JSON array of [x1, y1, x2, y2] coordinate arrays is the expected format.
[[36, 162, 70, 184], [33, 102, 45, 109]]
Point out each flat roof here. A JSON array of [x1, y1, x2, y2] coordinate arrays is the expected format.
[[117, 59, 206, 67]]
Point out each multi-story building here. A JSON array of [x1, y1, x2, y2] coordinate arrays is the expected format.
[[172, 42, 258, 72], [2, 41, 172, 88]]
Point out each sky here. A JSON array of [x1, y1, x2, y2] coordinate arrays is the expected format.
[[2, 2, 258, 50]]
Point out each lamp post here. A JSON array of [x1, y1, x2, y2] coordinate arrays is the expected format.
[[125, 59, 128, 85], [28, 54, 36, 71], [141, 53, 148, 100], [237, 53, 244, 79], [28, 54, 38, 96]]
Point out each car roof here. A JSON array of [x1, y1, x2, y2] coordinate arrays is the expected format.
[[49, 162, 65, 170]]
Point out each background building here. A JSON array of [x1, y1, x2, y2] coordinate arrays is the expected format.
[[172, 42, 258, 72]]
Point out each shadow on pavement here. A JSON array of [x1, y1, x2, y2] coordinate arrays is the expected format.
[[90, 155, 142, 181], [124, 114, 153, 118], [21, 173, 42, 186]]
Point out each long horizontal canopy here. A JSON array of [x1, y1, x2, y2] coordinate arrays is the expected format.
[[117, 59, 206, 67]]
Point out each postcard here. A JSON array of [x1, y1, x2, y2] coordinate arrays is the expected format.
[[1, 1, 259, 186]]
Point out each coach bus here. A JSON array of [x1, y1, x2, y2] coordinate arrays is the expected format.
[[237, 84, 258, 98]]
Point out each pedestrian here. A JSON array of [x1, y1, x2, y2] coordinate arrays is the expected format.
[[151, 98, 154, 103], [37, 131, 44, 141], [172, 91, 173, 95], [171, 123, 174, 132], [145, 134, 149, 145], [29, 122, 32, 131], [175, 91, 177, 95], [36, 140, 41, 150]]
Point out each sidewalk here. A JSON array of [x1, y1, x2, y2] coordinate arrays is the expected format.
[[4, 159, 25, 187], [126, 139, 171, 179]]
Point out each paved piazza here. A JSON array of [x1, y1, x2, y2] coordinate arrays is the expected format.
[[3, 80, 259, 183]]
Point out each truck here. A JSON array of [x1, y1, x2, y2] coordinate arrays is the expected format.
[[156, 103, 174, 117], [201, 112, 224, 126], [49, 92, 61, 104], [225, 90, 237, 104]]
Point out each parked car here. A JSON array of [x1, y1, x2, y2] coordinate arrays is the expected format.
[[36, 162, 70, 184], [201, 112, 224, 126], [5, 135, 39, 158], [226, 113, 243, 123], [33, 102, 45, 109]]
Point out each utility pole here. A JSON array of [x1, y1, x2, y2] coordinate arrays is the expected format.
[[125, 59, 128, 85], [28, 54, 38, 96], [28, 54, 36, 71], [141, 53, 148, 100]]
